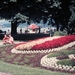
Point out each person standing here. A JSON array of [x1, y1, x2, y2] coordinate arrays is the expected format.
[[20, 27, 22, 34], [7, 28, 10, 34]]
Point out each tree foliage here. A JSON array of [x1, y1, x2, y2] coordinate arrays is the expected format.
[[11, 13, 29, 25], [0, 0, 75, 34], [11, 13, 29, 34]]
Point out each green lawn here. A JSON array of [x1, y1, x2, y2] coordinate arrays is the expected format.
[[0, 61, 74, 75]]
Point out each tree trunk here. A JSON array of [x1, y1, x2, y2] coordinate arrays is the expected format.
[[56, 22, 59, 31], [11, 22, 17, 34], [57, 24, 59, 31]]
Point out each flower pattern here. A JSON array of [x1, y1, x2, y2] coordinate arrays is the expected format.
[[15, 35, 75, 51], [40, 54, 75, 73], [11, 35, 75, 73]]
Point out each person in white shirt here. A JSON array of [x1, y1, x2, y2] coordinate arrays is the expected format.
[[6, 34, 14, 44]]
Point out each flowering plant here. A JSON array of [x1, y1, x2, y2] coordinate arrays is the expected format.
[[32, 35, 75, 50], [15, 35, 75, 51]]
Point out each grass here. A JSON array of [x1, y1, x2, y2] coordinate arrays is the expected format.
[[0, 61, 74, 75]]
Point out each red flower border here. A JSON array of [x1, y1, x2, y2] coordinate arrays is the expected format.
[[15, 35, 75, 50], [32, 35, 75, 50]]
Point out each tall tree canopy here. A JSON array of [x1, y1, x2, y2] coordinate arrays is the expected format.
[[0, 0, 75, 34]]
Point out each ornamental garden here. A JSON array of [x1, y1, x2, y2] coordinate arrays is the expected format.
[[0, 34, 75, 74], [11, 34, 75, 73]]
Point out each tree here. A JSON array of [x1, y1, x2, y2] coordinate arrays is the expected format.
[[67, 0, 75, 34], [0, 0, 74, 34], [11, 13, 29, 34]]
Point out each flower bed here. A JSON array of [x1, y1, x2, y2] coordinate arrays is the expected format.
[[11, 35, 75, 73], [32, 35, 75, 50], [14, 35, 75, 51], [40, 54, 75, 73], [15, 36, 61, 50]]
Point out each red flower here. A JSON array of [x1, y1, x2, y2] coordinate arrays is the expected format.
[[15, 35, 75, 50], [31, 35, 75, 50]]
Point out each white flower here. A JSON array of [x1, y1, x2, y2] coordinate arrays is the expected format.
[[69, 54, 74, 59]]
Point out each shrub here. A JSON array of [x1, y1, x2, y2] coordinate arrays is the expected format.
[[54, 30, 67, 36], [59, 30, 67, 36]]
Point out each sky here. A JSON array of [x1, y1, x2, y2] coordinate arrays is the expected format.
[[0, 19, 56, 33], [0, 19, 56, 28], [0, 19, 52, 28], [0, 19, 10, 25], [0, 19, 28, 28]]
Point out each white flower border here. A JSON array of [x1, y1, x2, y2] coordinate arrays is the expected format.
[[40, 54, 75, 72], [11, 41, 75, 54]]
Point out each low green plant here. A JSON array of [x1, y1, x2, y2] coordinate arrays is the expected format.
[[59, 30, 67, 36], [47, 50, 75, 58], [54, 30, 67, 36], [57, 59, 75, 66], [47, 52, 64, 58], [54, 31, 60, 36]]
